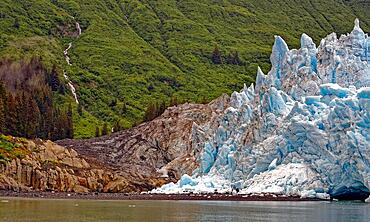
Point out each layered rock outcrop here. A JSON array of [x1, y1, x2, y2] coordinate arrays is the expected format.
[[0, 138, 166, 193], [59, 97, 229, 181]]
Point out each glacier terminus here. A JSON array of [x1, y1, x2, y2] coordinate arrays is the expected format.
[[151, 19, 370, 201]]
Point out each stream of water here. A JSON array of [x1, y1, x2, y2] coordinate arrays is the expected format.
[[63, 22, 81, 104]]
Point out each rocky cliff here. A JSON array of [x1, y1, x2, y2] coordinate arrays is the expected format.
[[0, 136, 167, 193], [0, 95, 229, 193], [58, 97, 229, 183]]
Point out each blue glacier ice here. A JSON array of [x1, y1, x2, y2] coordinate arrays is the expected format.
[[152, 19, 370, 200]]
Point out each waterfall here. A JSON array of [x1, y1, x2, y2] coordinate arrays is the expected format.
[[63, 22, 82, 104]]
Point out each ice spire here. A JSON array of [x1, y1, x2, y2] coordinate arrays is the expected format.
[[301, 33, 318, 73], [354, 18, 360, 30], [255, 66, 266, 92], [271, 36, 289, 69], [270, 36, 289, 89], [350, 18, 365, 45], [300, 33, 316, 50]]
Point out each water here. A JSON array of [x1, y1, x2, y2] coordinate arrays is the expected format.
[[0, 198, 369, 222]]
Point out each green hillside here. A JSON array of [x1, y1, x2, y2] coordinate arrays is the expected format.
[[0, 0, 369, 138]]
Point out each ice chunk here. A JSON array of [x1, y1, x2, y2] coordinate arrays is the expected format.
[[357, 87, 370, 99], [262, 87, 289, 115], [268, 158, 278, 171], [320, 83, 352, 98], [179, 174, 198, 187]]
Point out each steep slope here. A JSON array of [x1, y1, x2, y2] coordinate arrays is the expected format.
[[1, 0, 370, 138], [152, 19, 370, 200], [58, 96, 229, 181], [2, 19, 369, 199]]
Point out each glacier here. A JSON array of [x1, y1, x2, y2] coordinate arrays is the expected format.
[[152, 19, 370, 200]]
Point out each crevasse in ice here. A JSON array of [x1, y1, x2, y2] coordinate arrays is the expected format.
[[152, 19, 370, 200]]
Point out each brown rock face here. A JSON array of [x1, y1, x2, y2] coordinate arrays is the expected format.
[[0, 139, 142, 193], [0, 141, 107, 192], [0, 96, 229, 193], [57, 96, 229, 192]]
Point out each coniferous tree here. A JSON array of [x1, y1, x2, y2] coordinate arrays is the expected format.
[[101, 123, 108, 136], [170, 96, 178, 107], [43, 106, 54, 139], [121, 100, 127, 114], [25, 95, 40, 138], [144, 103, 155, 122], [144, 100, 168, 122], [77, 103, 83, 116], [226, 51, 242, 65], [160, 101, 166, 115], [15, 93, 25, 136], [49, 65, 60, 92], [0, 81, 5, 101], [109, 98, 117, 107], [232, 51, 241, 65], [95, 126, 100, 137], [5, 94, 17, 136], [0, 97, 4, 133], [52, 107, 60, 140], [0, 82, 5, 133], [113, 120, 123, 132], [66, 103, 73, 139], [13, 18, 20, 29], [0, 57, 75, 140], [226, 53, 233, 64], [212, 45, 222, 64], [59, 110, 68, 139]]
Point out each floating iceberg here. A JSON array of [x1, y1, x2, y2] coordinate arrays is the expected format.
[[152, 19, 370, 200]]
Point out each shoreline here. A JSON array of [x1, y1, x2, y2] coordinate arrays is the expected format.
[[0, 191, 324, 201]]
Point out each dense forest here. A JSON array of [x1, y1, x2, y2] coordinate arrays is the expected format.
[[0, 0, 369, 139], [0, 58, 73, 140]]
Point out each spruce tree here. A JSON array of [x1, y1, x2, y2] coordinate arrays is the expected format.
[[25, 96, 40, 138], [212, 45, 222, 64], [0, 98, 4, 133], [5, 95, 17, 136], [170, 96, 178, 107], [0, 82, 5, 133], [95, 126, 100, 137], [77, 103, 83, 116], [49, 65, 60, 91], [121, 101, 127, 114], [113, 120, 122, 132], [232, 51, 241, 65], [144, 103, 155, 122], [101, 123, 108, 136], [66, 103, 73, 139]]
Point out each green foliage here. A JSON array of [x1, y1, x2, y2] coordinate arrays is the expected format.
[[0, 0, 369, 138], [0, 134, 30, 163], [0, 137, 15, 152]]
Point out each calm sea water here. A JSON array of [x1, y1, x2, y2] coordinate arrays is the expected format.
[[0, 198, 369, 222]]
